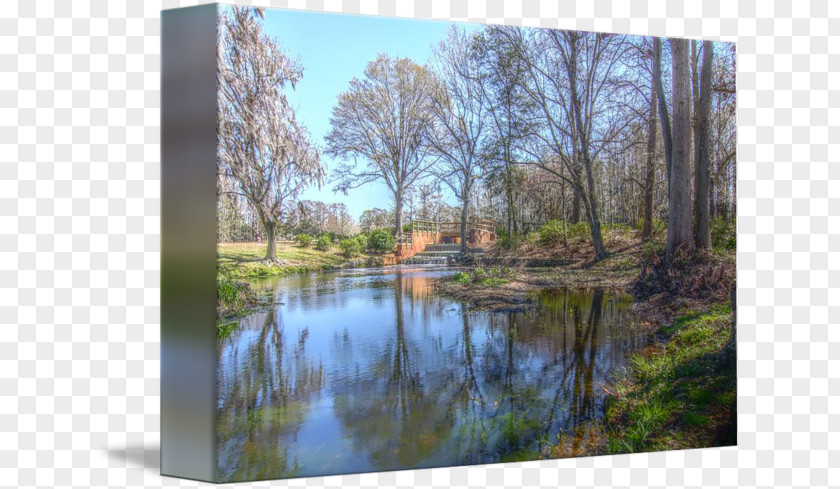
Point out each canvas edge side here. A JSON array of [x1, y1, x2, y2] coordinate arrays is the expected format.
[[160, 3, 219, 483]]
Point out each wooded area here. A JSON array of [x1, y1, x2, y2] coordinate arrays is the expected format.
[[215, 7, 736, 267]]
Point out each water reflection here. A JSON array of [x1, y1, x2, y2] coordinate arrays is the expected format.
[[217, 268, 648, 481]]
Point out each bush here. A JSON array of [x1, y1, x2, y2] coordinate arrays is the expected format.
[[525, 232, 540, 245], [452, 271, 471, 284], [314, 234, 332, 251], [338, 238, 362, 258], [402, 222, 413, 233], [539, 220, 565, 247], [295, 233, 313, 248], [471, 267, 487, 283], [652, 218, 666, 236], [451, 267, 511, 287], [711, 218, 736, 251], [567, 221, 590, 240], [353, 234, 368, 251], [642, 239, 665, 263], [368, 228, 395, 253], [495, 230, 523, 251], [217, 274, 256, 321], [603, 222, 632, 234]]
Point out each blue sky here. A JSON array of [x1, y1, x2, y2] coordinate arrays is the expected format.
[[260, 8, 480, 220]]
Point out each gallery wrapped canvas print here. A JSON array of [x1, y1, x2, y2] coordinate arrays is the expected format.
[[161, 3, 737, 483]]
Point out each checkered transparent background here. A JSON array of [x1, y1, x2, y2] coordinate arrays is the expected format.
[[0, 0, 836, 487]]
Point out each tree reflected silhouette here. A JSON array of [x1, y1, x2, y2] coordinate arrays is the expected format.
[[217, 270, 649, 479]]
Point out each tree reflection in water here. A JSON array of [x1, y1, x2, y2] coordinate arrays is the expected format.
[[216, 306, 325, 481], [217, 269, 649, 480]]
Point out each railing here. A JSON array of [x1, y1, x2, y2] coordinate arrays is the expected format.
[[469, 218, 496, 233], [440, 220, 495, 234], [396, 233, 412, 246], [409, 218, 495, 235], [411, 220, 439, 233], [397, 219, 496, 248]]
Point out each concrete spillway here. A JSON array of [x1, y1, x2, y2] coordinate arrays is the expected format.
[[401, 243, 462, 265]]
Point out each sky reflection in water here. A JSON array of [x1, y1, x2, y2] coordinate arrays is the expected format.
[[216, 267, 648, 482]]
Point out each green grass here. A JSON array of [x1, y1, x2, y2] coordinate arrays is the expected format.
[[216, 273, 259, 338], [217, 241, 375, 279], [216, 242, 386, 338], [450, 267, 512, 287], [217, 274, 254, 314], [602, 305, 736, 454]]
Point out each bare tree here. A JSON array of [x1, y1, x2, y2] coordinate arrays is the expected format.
[[694, 41, 714, 248], [666, 38, 695, 260], [642, 69, 658, 240], [473, 27, 534, 236], [217, 6, 323, 262], [428, 27, 488, 253], [326, 54, 437, 236], [495, 27, 628, 261], [652, 37, 673, 187]]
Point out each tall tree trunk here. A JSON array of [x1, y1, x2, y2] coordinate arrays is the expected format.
[[730, 152, 736, 221], [652, 37, 673, 190], [571, 189, 581, 224], [263, 218, 277, 261], [666, 39, 696, 262], [506, 175, 515, 236], [584, 193, 607, 260], [694, 41, 713, 248], [710, 171, 716, 220], [394, 189, 404, 236], [460, 195, 469, 255], [642, 77, 658, 240], [566, 34, 606, 261]]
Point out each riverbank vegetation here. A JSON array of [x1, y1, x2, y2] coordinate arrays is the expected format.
[[217, 240, 390, 280], [602, 304, 736, 454]]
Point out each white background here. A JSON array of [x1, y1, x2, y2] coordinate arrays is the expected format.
[[1, 0, 837, 487]]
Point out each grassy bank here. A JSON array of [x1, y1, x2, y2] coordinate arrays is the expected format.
[[540, 304, 736, 458], [217, 241, 386, 279], [434, 231, 644, 312], [216, 274, 260, 338], [598, 305, 737, 454], [216, 241, 389, 337]]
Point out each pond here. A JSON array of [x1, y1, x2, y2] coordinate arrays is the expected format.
[[216, 267, 650, 482]]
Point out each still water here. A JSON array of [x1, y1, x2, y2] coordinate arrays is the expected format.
[[216, 267, 649, 481]]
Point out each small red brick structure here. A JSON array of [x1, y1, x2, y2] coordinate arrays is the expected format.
[[395, 219, 496, 261]]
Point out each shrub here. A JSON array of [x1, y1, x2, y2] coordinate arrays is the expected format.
[[451, 267, 511, 287], [711, 217, 736, 251], [402, 222, 414, 233], [314, 234, 332, 251], [641, 239, 665, 263], [353, 234, 368, 251], [217, 274, 256, 320], [652, 218, 667, 236], [567, 221, 590, 240], [495, 230, 523, 251], [471, 267, 487, 282], [525, 232, 540, 245], [338, 238, 362, 258], [604, 222, 632, 234], [452, 271, 471, 284], [539, 220, 565, 247], [368, 228, 395, 252], [295, 233, 313, 248]]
